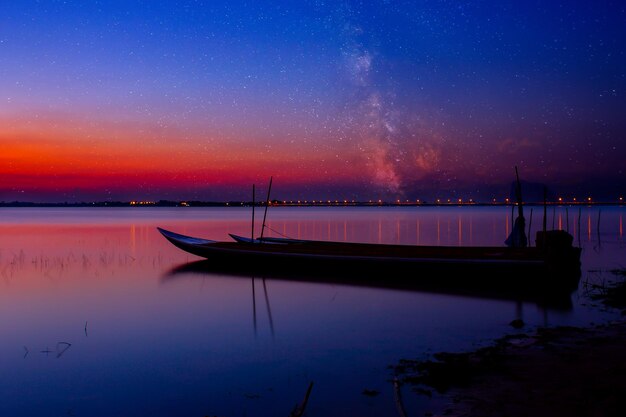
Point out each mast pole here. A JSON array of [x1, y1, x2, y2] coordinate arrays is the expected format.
[[251, 184, 255, 242], [259, 176, 273, 243]]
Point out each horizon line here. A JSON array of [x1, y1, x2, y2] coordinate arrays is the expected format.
[[0, 198, 623, 207]]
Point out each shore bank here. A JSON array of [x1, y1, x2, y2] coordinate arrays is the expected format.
[[396, 274, 626, 417]]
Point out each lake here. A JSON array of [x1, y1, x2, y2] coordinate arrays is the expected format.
[[0, 206, 624, 416]]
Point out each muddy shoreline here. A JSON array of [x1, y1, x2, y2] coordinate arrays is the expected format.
[[396, 274, 626, 417]]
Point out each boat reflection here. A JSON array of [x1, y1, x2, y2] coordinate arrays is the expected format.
[[163, 260, 580, 311], [251, 277, 275, 338]]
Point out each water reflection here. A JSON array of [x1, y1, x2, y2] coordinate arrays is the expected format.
[[0, 206, 624, 417], [262, 279, 275, 338], [250, 277, 275, 339], [164, 260, 578, 311]]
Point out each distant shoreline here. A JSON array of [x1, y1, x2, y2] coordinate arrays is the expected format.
[[0, 201, 623, 208]]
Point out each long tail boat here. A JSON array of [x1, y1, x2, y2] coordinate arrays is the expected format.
[[157, 227, 581, 286]]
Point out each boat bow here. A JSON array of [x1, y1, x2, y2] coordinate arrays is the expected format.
[[157, 227, 216, 245]]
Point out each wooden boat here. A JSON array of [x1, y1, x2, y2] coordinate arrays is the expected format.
[[157, 227, 581, 284]]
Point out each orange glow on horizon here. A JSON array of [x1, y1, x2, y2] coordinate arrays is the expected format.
[[0, 117, 363, 195]]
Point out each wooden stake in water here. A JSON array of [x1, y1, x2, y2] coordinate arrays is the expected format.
[[514, 166, 524, 218], [542, 186, 547, 248], [597, 209, 602, 244], [289, 382, 314, 417], [577, 207, 582, 247], [566, 207, 569, 233], [542, 187, 547, 228], [528, 208, 534, 247], [393, 377, 408, 417]]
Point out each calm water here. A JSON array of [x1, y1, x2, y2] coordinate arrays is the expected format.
[[0, 206, 624, 417]]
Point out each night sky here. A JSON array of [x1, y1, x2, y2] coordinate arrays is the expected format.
[[1, 0, 624, 202]]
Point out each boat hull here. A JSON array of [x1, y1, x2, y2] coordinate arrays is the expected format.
[[157, 227, 581, 289]]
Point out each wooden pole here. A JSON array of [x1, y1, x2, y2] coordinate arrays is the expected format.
[[289, 382, 314, 417], [251, 184, 255, 241], [542, 187, 547, 233], [597, 209, 602, 244], [528, 208, 533, 247], [393, 377, 408, 417], [566, 207, 569, 233], [260, 176, 273, 242], [577, 207, 582, 247], [542, 186, 547, 248], [514, 166, 524, 218]]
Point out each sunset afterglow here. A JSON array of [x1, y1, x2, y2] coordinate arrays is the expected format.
[[1, 1, 624, 202]]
